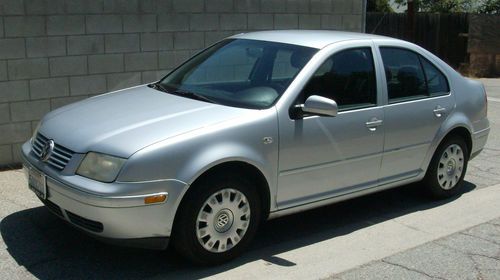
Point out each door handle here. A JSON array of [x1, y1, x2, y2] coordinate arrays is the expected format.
[[433, 106, 447, 118], [366, 119, 383, 131]]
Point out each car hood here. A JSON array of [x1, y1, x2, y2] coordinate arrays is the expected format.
[[39, 85, 253, 158]]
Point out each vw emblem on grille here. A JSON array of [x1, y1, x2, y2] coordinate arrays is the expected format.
[[40, 140, 55, 162]]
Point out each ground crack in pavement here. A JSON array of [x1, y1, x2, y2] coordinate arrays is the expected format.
[[381, 260, 446, 280]]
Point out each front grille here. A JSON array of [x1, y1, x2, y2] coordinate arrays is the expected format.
[[32, 133, 74, 171], [66, 211, 104, 233]]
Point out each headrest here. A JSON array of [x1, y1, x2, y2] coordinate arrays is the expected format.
[[290, 51, 308, 69]]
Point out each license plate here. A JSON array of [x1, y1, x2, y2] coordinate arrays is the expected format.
[[28, 167, 47, 199]]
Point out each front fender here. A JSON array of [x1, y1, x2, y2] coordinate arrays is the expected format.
[[116, 108, 279, 209]]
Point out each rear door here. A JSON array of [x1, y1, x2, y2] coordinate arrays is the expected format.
[[378, 47, 454, 183]]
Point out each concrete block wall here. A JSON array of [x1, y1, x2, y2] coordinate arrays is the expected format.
[[0, 0, 364, 167]]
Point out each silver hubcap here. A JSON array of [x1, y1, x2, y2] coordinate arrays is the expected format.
[[437, 144, 464, 190], [196, 188, 251, 253]]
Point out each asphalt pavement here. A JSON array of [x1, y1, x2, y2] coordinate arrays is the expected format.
[[0, 78, 499, 280]]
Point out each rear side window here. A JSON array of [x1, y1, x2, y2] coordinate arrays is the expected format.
[[380, 47, 449, 103], [420, 58, 449, 96], [301, 47, 377, 111]]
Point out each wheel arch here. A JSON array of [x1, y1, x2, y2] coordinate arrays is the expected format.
[[172, 160, 272, 231]]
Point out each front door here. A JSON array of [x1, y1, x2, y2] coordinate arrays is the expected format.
[[277, 46, 385, 209]]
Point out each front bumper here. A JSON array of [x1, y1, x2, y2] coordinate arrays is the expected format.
[[21, 142, 188, 248]]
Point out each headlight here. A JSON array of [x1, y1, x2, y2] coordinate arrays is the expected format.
[[76, 152, 126, 182]]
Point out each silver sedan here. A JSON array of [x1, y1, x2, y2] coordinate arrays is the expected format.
[[21, 30, 489, 264]]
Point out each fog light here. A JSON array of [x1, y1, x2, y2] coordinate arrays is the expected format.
[[144, 194, 168, 204]]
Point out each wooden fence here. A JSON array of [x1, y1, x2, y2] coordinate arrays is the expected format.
[[366, 13, 469, 69]]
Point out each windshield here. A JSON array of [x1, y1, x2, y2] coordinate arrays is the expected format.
[[158, 39, 318, 109]]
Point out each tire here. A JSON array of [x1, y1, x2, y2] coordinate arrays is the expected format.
[[172, 174, 261, 265], [423, 136, 469, 199]]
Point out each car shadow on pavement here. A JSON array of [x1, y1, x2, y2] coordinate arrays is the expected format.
[[1, 181, 476, 279]]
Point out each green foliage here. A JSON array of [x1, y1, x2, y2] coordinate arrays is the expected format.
[[367, 0, 394, 12], [393, 0, 500, 13]]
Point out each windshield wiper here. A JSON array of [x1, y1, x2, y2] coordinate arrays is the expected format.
[[147, 82, 169, 93], [171, 90, 218, 104]]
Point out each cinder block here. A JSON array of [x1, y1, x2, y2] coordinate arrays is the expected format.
[[107, 72, 141, 91], [25, 0, 65, 14], [332, 0, 351, 14], [248, 14, 273, 30], [155, 0, 173, 12], [352, 0, 362, 14], [0, 123, 32, 145], [220, 14, 247, 30], [26, 37, 66, 57], [86, 15, 122, 34], [0, 61, 7, 81], [204, 31, 234, 46], [29, 77, 69, 99], [123, 15, 157, 33], [190, 14, 219, 31], [0, 81, 29, 102], [8, 58, 49, 80], [0, 17, 4, 37], [206, 0, 233, 12], [68, 35, 104, 55], [235, 0, 259, 12], [311, 0, 332, 13], [141, 32, 174, 51], [139, 0, 158, 13], [70, 75, 107, 96], [141, 70, 167, 83], [67, 0, 104, 14], [47, 16, 85, 35], [158, 14, 189, 32], [0, 145, 12, 165], [125, 52, 158, 71], [261, 0, 285, 13], [274, 14, 298, 29], [50, 96, 87, 110], [342, 14, 361, 31], [0, 38, 25, 59], [0, 103, 9, 124], [105, 34, 140, 53], [104, 0, 139, 13], [10, 100, 51, 122], [49, 56, 87, 77], [299, 15, 321, 29], [173, 32, 204, 50], [88, 54, 124, 74], [286, 0, 309, 12], [4, 16, 45, 37], [159, 50, 190, 69], [321, 15, 342, 29], [12, 142, 23, 164], [0, 0, 24, 15], [172, 0, 203, 12]]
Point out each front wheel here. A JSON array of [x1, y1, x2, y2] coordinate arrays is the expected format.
[[423, 136, 469, 199], [172, 176, 261, 265]]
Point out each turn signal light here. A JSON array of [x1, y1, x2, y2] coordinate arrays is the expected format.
[[144, 194, 167, 204]]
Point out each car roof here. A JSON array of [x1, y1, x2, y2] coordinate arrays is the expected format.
[[230, 30, 391, 49]]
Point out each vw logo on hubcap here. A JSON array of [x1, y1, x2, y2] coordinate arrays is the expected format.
[[214, 209, 234, 233], [40, 140, 55, 162]]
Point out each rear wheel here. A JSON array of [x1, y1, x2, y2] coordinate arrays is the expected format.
[[172, 175, 261, 265], [423, 136, 469, 199]]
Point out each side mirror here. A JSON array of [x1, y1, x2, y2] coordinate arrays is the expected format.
[[294, 95, 338, 118]]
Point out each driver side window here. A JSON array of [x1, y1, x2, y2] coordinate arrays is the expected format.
[[300, 47, 377, 111]]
